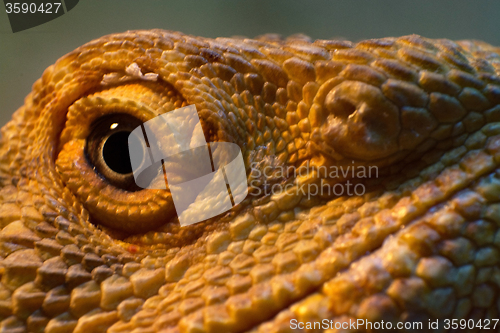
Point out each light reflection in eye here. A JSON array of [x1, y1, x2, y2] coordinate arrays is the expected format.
[[110, 123, 118, 130]]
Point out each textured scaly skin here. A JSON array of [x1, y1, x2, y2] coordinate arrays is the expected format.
[[1, 30, 500, 333]]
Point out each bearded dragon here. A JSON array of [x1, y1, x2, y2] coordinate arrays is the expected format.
[[1, 30, 500, 333]]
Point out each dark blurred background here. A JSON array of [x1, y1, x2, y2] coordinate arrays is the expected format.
[[1, 0, 500, 127]]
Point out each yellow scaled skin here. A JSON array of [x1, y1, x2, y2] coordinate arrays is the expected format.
[[0, 30, 500, 333]]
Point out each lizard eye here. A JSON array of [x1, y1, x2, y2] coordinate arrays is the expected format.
[[85, 114, 143, 191], [55, 81, 181, 234]]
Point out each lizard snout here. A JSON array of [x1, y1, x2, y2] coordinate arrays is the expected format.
[[321, 80, 400, 161]]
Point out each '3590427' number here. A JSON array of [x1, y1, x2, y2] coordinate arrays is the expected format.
[[5, 2, 62, 14], [444, 318, 499, 330]]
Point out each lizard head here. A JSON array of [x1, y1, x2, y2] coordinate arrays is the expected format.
[[1, 30, 500, 332]]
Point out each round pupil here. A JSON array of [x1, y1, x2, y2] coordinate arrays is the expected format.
[[102, 131, 133, 174]]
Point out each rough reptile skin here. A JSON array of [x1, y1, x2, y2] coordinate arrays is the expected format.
[[1, 30, 500, 333]]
